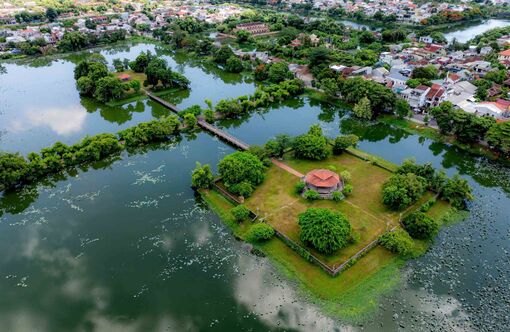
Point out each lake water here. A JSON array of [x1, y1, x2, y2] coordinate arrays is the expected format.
[[444, 19, 510, 43], [1, 42, 510, 331]]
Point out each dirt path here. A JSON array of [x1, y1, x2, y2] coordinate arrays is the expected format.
[[271, 159, 304, 177]]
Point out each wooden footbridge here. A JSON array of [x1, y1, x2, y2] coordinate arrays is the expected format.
[[147, 92, 250, 151]]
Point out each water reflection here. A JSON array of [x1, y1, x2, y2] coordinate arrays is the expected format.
[[10, 106, 87, 135]]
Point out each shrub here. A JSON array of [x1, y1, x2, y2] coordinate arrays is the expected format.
[[441, 174, 473, 209], [298, 208, 352, 254], [230, 181, 254, 198], [419, 198, 436, 212], [0, 152, 29, 190], [246, 223, 275, 242], [183, 113, 197, 129], [402, 211, 439, 240], [332, 191, 343, 201], [191, 162, 214, 189], [379, 229, 414, 257], [231, 204, 251, 222], [295, 181, 305, 194], [340, 170, 351, 184], [304, 189, 320, 200], [342, 184, 353, 196], [332, 135, 359, 154]]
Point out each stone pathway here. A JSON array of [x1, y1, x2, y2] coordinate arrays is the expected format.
[[271, 159, 304, 177]]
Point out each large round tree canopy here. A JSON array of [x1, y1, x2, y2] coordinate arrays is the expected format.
[[298, 208, 351, 254], [218, 151, 266, 187]]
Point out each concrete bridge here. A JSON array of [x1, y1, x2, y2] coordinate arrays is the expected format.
[[147, 92, 250, 151]]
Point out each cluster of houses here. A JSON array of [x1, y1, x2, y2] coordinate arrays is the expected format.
[[328, 42, 510, 119], [0, 3, 248, 56], [276, 0, 472, 24]]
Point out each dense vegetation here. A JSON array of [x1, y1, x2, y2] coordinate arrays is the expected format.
[[218, 151, 266, 197], [298, 207, 351, 254], [213, 79, 304, 118], [402, 211, 439, 240], [382, 159, 473, 210], [292, 124, 330, 160], [246, 223, 275, 242], [379, 229, 414, 257], [191, 162, 214, 189]]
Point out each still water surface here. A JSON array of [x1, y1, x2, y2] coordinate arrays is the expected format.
[[1, 42, 510, 331]]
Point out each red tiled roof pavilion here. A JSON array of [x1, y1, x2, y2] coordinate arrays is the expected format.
[[305, 169, 340, 188]]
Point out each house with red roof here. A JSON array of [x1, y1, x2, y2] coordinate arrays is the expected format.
[[425, 84, 445, 107]]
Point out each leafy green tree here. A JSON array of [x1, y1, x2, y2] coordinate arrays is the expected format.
[[183, 113, 197, 129], [395, 99, 411, 118], [379, 229, 414, 257], [45, 7, 58, 22], [487, 121, 510, 156], [320, 78, 339, 97], [382, 173, 426, 210], [332, 134, 359, 154], [353, 96, 372, 119], [0, 152, 29, 190], [191, 162, 214, 189], [214, 45, 234, 64], [411, 65, 438, 80], [94, 76, 124, 102], [76, 76, 95, 96], [267, 62, 293, 83], [293, 125, 330, 160], [129, 52, 152, 73], [402, 211, 439, 240], [218, 151, 266, 191], [231, 204, 250, 221], [406, 78, 432, 88], [112, 58, 125, 72], [246, 223, 275, 242], [309, 47, 330, 68], [298, 208, 351, 254], [225, 56, 244, 73], [236, 29, 251, 43], [340, 77, 396, 114], [441, 174, 473, 209], [58, 31, 88, 52]]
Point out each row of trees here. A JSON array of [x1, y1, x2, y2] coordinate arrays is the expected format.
[[0, 115, 183, 192], [214, 79, 304, 118]]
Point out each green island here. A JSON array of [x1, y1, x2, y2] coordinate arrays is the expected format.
[[195, 125, 471, 321]]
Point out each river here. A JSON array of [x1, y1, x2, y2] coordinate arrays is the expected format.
[[1, 42, 510, 331], [444, 19, 510, 43]]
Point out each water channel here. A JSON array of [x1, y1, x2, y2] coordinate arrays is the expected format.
[[0, 42, 509, 331]]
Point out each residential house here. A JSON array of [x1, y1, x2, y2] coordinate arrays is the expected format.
[[401, 85, 430, 109], [425, 84, 445, 108]]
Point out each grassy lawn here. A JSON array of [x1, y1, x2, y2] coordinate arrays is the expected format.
[[245, 152, 448, 269], [200, 149, 459, 321]]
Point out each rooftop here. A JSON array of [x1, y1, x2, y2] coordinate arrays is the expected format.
[[305, 169, 340, 188]]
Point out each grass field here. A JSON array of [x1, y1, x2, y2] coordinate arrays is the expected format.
[[200, 150, 459, 321], [244, 152, 431, 268]]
